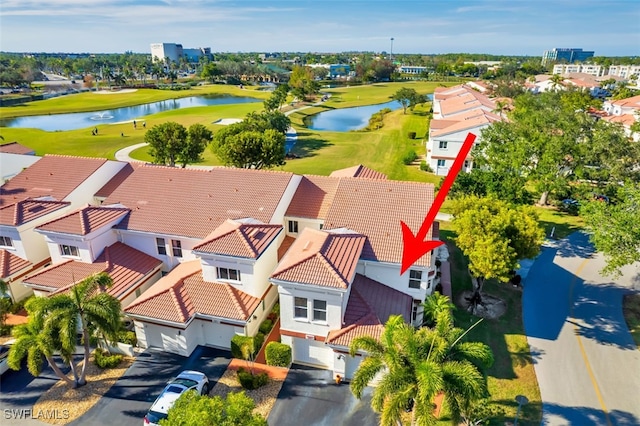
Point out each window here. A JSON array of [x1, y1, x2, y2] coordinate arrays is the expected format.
[[156, 238, 167, 255], [464, 160, 469, 169], [217, 267, 241, 281], [294, 297, 308, 319], [409, 270, 422, 289], [288, 220, 299, 233], [60, 245, 79, 257], [313, 300, 327, 322], [412, 300, 421, 322], [0, 236, 12, 247], [437, 159, 446, 167], [438, 141, 448, 149], [171, 239, 182, 257]]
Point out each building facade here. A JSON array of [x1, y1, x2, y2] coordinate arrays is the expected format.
[[542, 48, 594, 66]]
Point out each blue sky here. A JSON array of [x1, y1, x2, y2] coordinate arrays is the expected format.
[[1, 0, 638, 56]]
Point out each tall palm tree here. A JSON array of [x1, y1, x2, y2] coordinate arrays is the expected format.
[[350, 310, 493, 426], [421, 292, 455, 328], [44, 272, 121, 386]]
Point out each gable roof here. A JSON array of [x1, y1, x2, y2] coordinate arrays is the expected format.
[[430, 109, 501, 138], [0, 155, 107, 205], [23, 242, 162, 301], [610, 94, 640, 109], [285, 175, 340, 219], [324, 178, 435, 266], [0, 142, 35, 155], [0, 199, 70, 226], [329, 165, 387, 180], [103, 165, 294, 239], [36, 205, 130, 236], [271, 228, 365, 289], [193, 219, 282, 259], [0, 249, 32, 279], [94, 163, 137, 198], [326, 274, 412, 347], [124, 260, 260, 324]]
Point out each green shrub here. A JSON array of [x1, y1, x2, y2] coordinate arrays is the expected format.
[[117, 331, 137, 346], [259, 319, 273, 335], [271, 303, 280, 316], [420, 160, 433, 173], [254, 332, 265, 353], [9, 295, 33, 314], [402, 150, 418, 165], [408, 131, 417, 139], [93, 348, 123, 369], [231, 333, 264, 360], [237, 367, 269, 390], [265, 342, 291, 367], [0, 324, 12, 337]]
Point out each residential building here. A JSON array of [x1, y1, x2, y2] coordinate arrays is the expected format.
[[607, 65, 640, 79], [426, 84, 501, 175], [398, 66, 428, 75], [552, 64, 605, 77], [602, 94, 640, 141], [0, 155, 129, 301], [541, 48, 594, 66], [1, 153, 40, 182]]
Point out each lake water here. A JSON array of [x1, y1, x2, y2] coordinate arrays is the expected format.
[[0, 95, 261, 131]]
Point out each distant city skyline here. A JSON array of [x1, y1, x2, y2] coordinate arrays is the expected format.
[[1, 0, 639, 56]]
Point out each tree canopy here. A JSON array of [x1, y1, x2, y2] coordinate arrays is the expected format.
[[581, 184, 640, 277], [288, 66, 319, 101], [145, 122, 213, 168], [160, 390, 267, 426], [391, 87, 426, 114], [211, 110, 290, 169]]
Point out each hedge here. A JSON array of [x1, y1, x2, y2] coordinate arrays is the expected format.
[[259, 319, 274, 335], [230, 333, 265, 360], [93, 348, 123, 369], [117, 331, 137, 346], [237, 367, 269, 390], [265, 342, 292, 367]]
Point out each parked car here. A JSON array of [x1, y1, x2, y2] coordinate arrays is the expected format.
[[0, 341, 14, 375], [143, 370, 209, 425]]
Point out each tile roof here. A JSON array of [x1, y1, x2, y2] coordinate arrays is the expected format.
[[124, 260, 261, 324], [324, 178, 435, 266], [329, 165, 387, 180], [430, 109, 501, 137], [23, 242, 162, 301], [0, 199, 70, 226], [94, 163, 137, 198], [0, 249, 32, 279], [103, 165, 294, 239], [285, 175, 340, 219], [602, 113, 637, 127], [610, 94, 640, 109], [193, 219, 282, 259], [0, 155, 107, 205], [326, 274, 412, 347], [271, 228, 365, 289], [36, 205, 130, 236], [0, 142, 35, 155], [439, 91, 495, 118]]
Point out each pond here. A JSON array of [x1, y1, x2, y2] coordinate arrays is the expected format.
[[0, 95, 261, 131], [306, 100, 402, 132]]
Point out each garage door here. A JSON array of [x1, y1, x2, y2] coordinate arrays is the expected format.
[[344, 353, 363, 380], [201, 320, 240, 349], [292, 338, 333, 368]]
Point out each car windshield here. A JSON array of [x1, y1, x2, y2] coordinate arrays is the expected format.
[[146, 410, 167, 424], [171, 378, 198, 388]]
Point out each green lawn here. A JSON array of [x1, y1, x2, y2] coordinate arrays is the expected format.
[[534, 206, 584, 239], [437, 222, 542, 426]]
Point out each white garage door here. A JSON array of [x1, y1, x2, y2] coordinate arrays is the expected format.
[[292, 338, 333, 368], [345, 353, 363, 380], [201, 320, 239, 349]]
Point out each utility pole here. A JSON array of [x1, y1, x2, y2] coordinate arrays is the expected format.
[[390, 37, 394, 63]]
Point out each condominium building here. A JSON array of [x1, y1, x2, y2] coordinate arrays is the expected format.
[[607, 65, 640, 79], [552, 64, 605, 77], [150, 43, 212, 64]]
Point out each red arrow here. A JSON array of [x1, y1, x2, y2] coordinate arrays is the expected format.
[[400, 132, 477, 274]]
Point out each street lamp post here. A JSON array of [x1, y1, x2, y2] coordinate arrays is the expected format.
[[390, 37, 394, 63]]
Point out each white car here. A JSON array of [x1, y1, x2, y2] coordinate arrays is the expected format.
[[143, 370, 209, 425]]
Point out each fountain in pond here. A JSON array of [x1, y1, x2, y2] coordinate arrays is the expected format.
[[90, 112, 114, 120]]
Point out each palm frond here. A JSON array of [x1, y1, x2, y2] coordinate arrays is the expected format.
[[350, 356, 384, 399]]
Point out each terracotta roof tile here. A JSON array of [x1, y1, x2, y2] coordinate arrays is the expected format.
[[602, 113, 637, 127], [125, 260, 261, 323], [0, 249, 32, 279], [23, 242, 162, 301], [0, 155, 107, 205], [104, 165, 294, 239], [37, 206, 130, 235], [430, 109, 500, 137], [610, 94, 640, 109], [193, 219, 282, 259], [271, 228, 365, 289], [94, 163, 137, 198], [326, 274, 412, 347], [285, 175, 340, 219], [0, 142, 35, 155], [0, 199, 70, 226], [324, 178, 435, 266], [329, 165, 387, 180]]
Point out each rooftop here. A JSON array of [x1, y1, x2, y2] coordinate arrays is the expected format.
[[329, 164, 387, 180], [0, 249, 32, 279], [0, 199, 70, 226], [0, 142, 35, 155], [285, 175, 340, 220], [193, 219, 282, 259], [36, 205, 130, 236]]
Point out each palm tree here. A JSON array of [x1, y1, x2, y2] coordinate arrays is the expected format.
[[8, 297, 77, 387], [421, 292, 455, 328], [44, 272, 121, 386], [8, 273, 121, 387], [550, 74, 565, 91], [350, 310, 493, 426]]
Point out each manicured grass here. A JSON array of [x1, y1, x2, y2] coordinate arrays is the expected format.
[[623, 294, 640, 349], [0, 84, 269, 118], [437, 223, 542, 426], [534, 206, 584, 239], [323, 81, 455, 108]]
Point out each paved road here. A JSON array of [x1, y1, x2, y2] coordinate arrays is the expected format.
[[268, 364, 378, 426], [523, 232, 640, 425]]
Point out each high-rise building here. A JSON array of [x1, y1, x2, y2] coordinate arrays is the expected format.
[[150, 43, 212, 64], [541, 48, 594, 66]]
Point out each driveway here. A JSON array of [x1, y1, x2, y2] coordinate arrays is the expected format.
[[268, 364, 378, 426], [523, 232, 640, 425], [69, 345, 231, 426]]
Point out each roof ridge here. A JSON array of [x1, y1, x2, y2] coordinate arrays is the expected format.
[[224, 284, 249, 318], [43, 154, 108, 161], [80, 208, 89, 235], [316, 252, 348, 289], [0, 250, 8, 277], [238, 227, 259, 258], [168, 285, 190, 323], [23, 259, 75, 282]]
